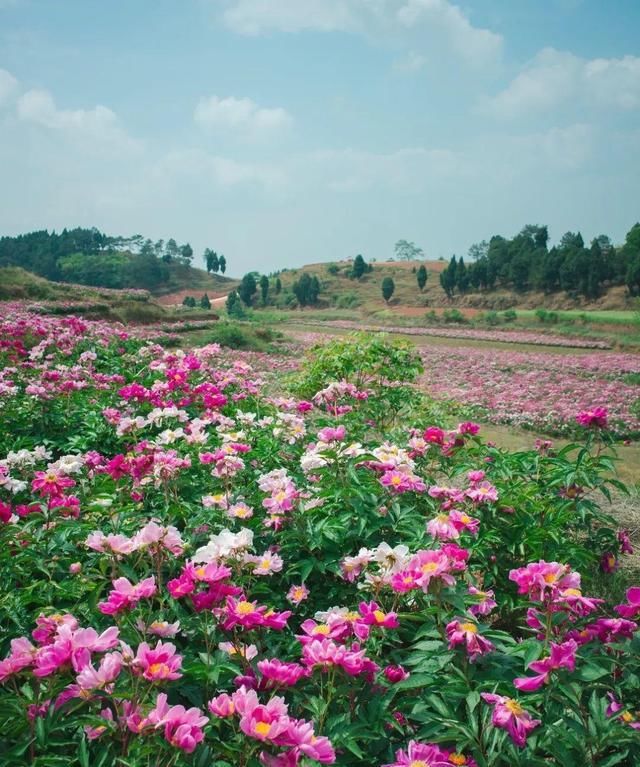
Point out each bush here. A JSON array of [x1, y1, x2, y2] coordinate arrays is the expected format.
[[333, 292, 362, 309], [484, 310, 500, 326], [443, 308, 467, 324], [326, 263, 340, 275], [503, 309, 518, 322]]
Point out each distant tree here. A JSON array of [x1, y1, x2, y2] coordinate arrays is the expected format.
[[219, 254, 227, 274], [275, 277, 282, 294], [154, 239, 165, 260], [456, 257, 469, 294], [204, 249, 219, 273], [259, 274, 269, 305], [140, 239, 155, 259], [440, 256, 457, 298], [165, 238, 179, 262], [352, 254, 367, 280], [180, 243, 194, 265], [416, 264, 428, 292], [626, 252, 640, 296], [382, 276, 395, 303], [182, 295, 196, 308], [310, 275, 320, 303], [226, 290, 245, 318], [293, 273, 321, 307], [395, 239, 424, 261], [468, 240, 489, 261], [238, 273, 257, 306]]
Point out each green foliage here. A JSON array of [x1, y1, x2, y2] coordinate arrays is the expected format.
[[238, 273, 258, 306], [225, 290, 245, 318], [381, 276, 395, 303], [535, 308, 559, 324], [443, 308, 466, 323], [259, 275, 269, 305], [292, 332, 423, 425], [395, 239, 424, 261], [416, 264, 428, 292], [352, 254, 367, 280], [199, 293, 211, 310], [292, 273, 321, 306]]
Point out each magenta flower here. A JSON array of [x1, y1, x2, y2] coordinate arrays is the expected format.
[[208, 692, 235, 717], [576, 407, 608, 428], [257, 658, 309, 687], [615, 587, 640, 619], [146, 693, 208, 752], [134, 641, 183, 682], [513, 640, 578, 692], [481, 693, 541, 748], [286, 584, 310, 605], [98, 576, 157, 615], [467, 586, 497, 617], [509, 561, 580, 602], [383, 665, 410, 684], [383, 740, 449, 766], [446, 619, 494, 662]]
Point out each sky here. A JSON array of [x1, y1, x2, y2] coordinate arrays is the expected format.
[[0, 0, 639, 275]]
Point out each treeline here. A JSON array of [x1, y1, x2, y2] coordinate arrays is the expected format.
[[0, 228, 227, 290], [440, 223, 640, 299]]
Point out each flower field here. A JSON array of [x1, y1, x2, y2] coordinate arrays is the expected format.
[[1, 310, 640, 767]]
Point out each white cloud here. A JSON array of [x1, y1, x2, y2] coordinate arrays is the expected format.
[[194, 95, 292, 140], [17, 88, 138, 150], [155, 148, 288, 191], [306, 145, 463, 192], [487, 48, 640, 118], [0, 68, 18, 107], [396, 0, 501, 65], [221, 0, 502, 66], [223, 0, 357, 35], [392, 50, 425, 73]]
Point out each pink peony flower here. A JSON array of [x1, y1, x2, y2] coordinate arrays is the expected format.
[[481, 693, 541, 748], [513, 640, 578, 692], [98, 576, 157, 615], [446, 619, 494, 662], [133, 641, 182, 682]]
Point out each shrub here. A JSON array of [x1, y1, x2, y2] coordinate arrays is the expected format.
[[503, 309, 518, 322], [443, 308, 467, 323]]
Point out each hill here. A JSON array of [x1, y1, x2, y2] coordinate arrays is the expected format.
[[269, 259, 634, 316]]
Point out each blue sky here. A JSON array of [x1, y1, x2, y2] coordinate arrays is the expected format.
[[0, 0, 639, 275]]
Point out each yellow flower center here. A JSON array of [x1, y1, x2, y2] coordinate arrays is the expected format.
[[259, 559, 271, 569], [449, 755, 468, 766], [543, 573, 558, 583], [563, 588, 582, 597], [236, 601, 255, 615], [313, 624, 331, 635], [622, 711, 635, 723], [460, 514, 471, 524], [505, 699, 524, 716], [421, 562, 439, 574], [460, 622, 477, 634], [373, 610, 387, 623], [391, 476, 402, 486], [195, 567, 206, 577], [408, 761, 429, 767], [254, 721, 271, 736], [148, 662, 170, 677]]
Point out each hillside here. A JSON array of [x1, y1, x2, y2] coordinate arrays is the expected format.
[[270, 259, 634, 315], [0, 266, 171, 323]]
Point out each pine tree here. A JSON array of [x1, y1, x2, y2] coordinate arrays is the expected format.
[[416, 264, 428, 292], [382, 276, 395, 303]]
